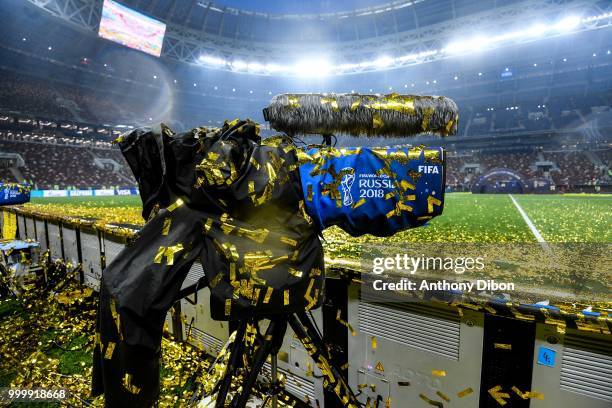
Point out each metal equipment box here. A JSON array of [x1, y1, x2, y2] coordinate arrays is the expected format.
[[181, 285, 228, 356], [268, 310, 326, 405], [16, 213, 27, 240], [181, 286, 325, 405], [24, 215, 36, 242], [80, 225, 102, 291], [46, 219, 63, 260], [62, 222, 80, 267], [102, 234, 126, 267], [347, 284, 484, 408], [530, 323, 611, 407], [34, 217, 48, 253]]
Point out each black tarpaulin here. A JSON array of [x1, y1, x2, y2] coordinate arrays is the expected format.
[[92, 120, 324, 407]]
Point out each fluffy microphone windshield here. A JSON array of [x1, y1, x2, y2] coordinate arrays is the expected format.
[[263, 93, 459, 137]]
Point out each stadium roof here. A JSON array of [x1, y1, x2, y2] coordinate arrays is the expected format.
[[21, 0, 612, 76], [192, 0, 392, 15], [115, 0, 534, 43]]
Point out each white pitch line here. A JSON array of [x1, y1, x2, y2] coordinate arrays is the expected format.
[[509, 194, 551, 252]]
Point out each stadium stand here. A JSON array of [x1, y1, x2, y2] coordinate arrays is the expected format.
[[479, 152, 537, 177], [0, 0, 609, 194], [0, 70, 138, 124], [543, 150, 601, 185], [0, 137, 134, 189], [3, 120, 607, 191]]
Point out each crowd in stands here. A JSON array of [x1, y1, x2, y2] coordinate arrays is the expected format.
[[0, 71, 144, 124], [598, 149, 612, 167], [446, 149, 610, 191], [542, 151, 602, 186], [0, 71, 610, 191], [0, 168, 15, 183], [0, 74, 74, 120], [0, 138, 134, 189], [88, 147, 136, 181], [479, 152, 536, 178], [2, 70, 612, 137], [0, 126, 608, 191], [466, 96, 611, 136]]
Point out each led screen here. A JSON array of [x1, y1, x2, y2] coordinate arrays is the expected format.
[[98, 0, 166, 57]]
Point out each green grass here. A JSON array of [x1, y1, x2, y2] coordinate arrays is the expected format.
[[30, 195, 142, 207], [28, 193, 612, 243], [514, 194, 612, 243], [401, 193, 536, 242], [41, 331, 91, 376], [0, 299, 26, 319]]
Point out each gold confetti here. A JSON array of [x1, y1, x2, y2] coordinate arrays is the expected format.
[[153, 243, 184, 265], [104, 342, 116, 359], [494, 343, 512, 350], [263, 287, 274, 304], [445, 119, 454, 133], [488, 385, 510, 406], [512, 386, 544, 400], [436, 391, 450, 402], [419, 394, 443, 407], [526, 391, 544, 400], [320, 97, 339, 111], [512, 386, 528, 399], [427, 196, 442, 213], [431, 369, 446, 377], [109, 299, 123, 340], [457, 387, 474, 398], [287, 95, 300, 108], [166, 198, 184, 212], [336, 310, 356, 336], [224, 299, 231, 316], [280, 236, 298, 247], [352, 198, 366, 209], [161, 218, 171, 235], [229, 262, 237, 282], [288, 268, 303, 278], [372, 113, 384, 129], [249, 156, 260, 170], [122, 373, 141, 395]]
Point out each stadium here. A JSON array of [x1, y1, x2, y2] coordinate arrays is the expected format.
[[0, 0, 610, 407]]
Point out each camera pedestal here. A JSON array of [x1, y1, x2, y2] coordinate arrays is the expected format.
[[211, 312, 360, 408]]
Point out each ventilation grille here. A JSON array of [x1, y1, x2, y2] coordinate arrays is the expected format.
[[47, 223, 62, 259], [358, 302, 460, 360], [103, 239, 125, 265], [560, 332, 612, 402], [262, 363, 316, 404], [183, 262, 205, 289], [190, 326, 224, 355]]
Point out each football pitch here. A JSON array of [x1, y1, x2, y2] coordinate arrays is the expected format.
[[29, 193, 611, 243]]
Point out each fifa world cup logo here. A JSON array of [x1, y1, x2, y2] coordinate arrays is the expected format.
[[340, 168, 355, 207]]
